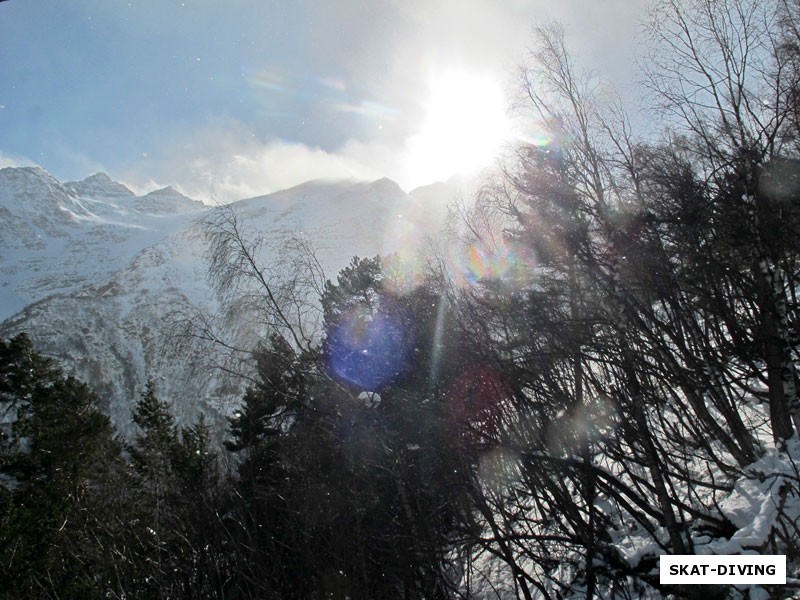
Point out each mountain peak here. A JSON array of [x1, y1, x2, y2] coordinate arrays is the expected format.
[[367, 177, 406, 200], [144, 185, 184, 198], [0, 165, 59, 184], [66, 172, 134, 199], [0, 166, 68, 209], [135, 185, 207, 215], [83, 172, 114, 184]]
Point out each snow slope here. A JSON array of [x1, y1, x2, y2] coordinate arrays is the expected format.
[[0, 167, 455, 434], [0, 166, 207, 320]]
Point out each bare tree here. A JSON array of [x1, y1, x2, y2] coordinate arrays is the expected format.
[[447, 5, 800, 596], [645, 0, 800, 443], [204, 205, 326, 353]]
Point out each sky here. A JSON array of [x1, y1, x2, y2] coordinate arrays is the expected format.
[[0, 0, 645, 203]]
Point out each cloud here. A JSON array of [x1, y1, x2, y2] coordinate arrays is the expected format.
[[119, 111, 506, 205], [120, 118, 398, 204]]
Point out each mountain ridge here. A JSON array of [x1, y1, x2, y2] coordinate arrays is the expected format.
[[0, 166, 459, 435]]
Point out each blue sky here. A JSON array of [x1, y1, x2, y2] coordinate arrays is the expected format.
[[0, 0, 642, 202]]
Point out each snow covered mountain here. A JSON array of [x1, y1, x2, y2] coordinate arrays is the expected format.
[[0, 167, 207, 320], [0, 166, 457, 434]]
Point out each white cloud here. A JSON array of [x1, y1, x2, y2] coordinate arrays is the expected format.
[[119, 113, 505, 205], [120, 118, 398, 204]]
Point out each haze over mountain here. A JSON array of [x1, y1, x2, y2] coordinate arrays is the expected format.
[[0, 165, 457, 433]]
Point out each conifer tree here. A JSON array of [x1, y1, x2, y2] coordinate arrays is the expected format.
[[125, 381, 228, 598], [0, 334, 124, 598]]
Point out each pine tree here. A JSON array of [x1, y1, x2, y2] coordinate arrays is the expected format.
[[123, 382, 182, 597], [0, 334, 124, 598], [174, 414, 218, 496]]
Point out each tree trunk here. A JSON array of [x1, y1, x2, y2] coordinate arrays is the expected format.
[[755, 257, 796, 445]]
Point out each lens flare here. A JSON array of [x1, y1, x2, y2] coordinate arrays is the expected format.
[[463, 244, 511, 282], [515, 132, 554, 148], [544, 395, 618, 457], [450, 238, 537, 288], [380, 192, 449, 295], [478, 447, 521, 492], [243, 66, 401, 128], [382, 253, 426, 296], [333, 100, 401, 120], [445, 365, 509, 445], [511, 117, 566, 150], [316, 76, 347, 93], [243, 66, 287, 93], [327, 301, 414, 390]]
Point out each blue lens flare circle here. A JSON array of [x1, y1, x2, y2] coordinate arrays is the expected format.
[[327, 305, 414, 391]]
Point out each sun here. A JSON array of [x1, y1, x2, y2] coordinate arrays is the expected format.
[[404, 68, 511, 188]]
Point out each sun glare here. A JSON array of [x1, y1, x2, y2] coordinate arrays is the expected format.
[[404, 69, 511, 187]]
